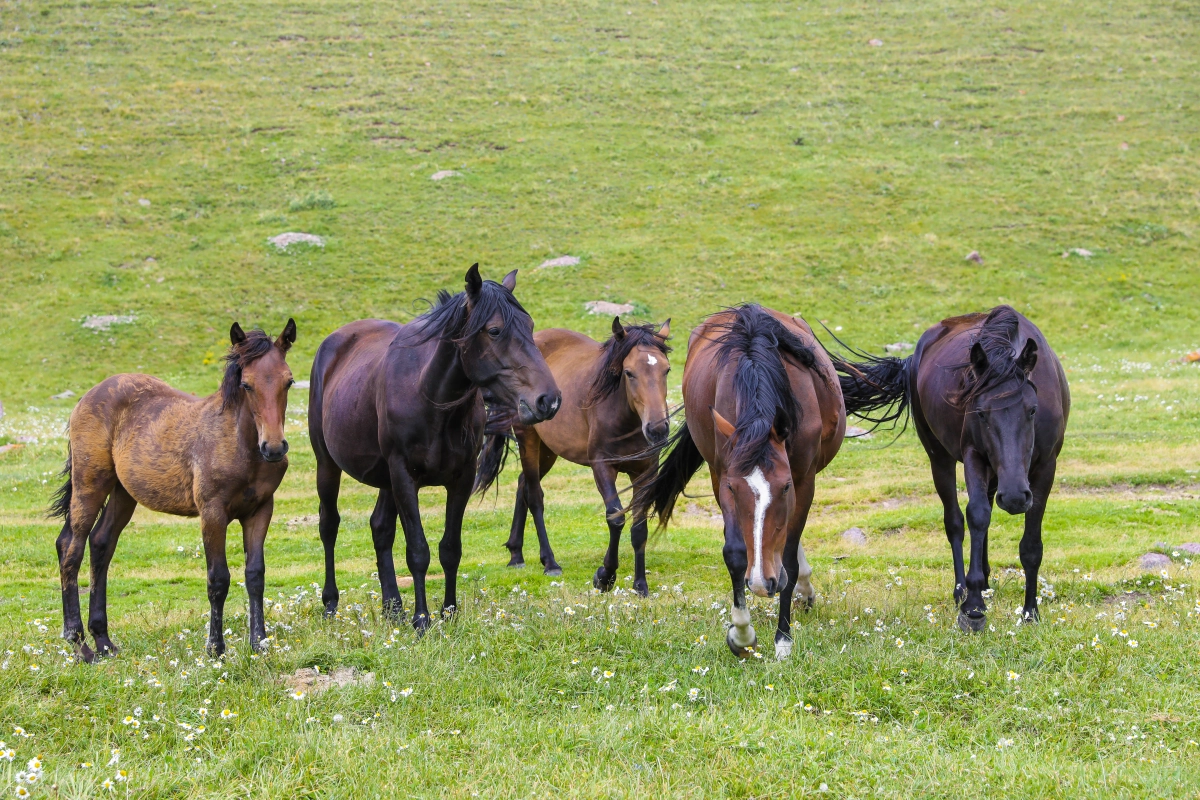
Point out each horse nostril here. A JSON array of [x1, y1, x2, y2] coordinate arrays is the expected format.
[[535, 393, 561, 419], [765, 578, 777, 596]]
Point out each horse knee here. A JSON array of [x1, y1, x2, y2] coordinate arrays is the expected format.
[[207, 564, 231, 602], [965, 502, 991, 533]]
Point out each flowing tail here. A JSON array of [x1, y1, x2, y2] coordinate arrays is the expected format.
[[49, 448, 72, 524], [474, 406, 516, 496], [632, 423, 705, 530], [829, 349, 911, 431]]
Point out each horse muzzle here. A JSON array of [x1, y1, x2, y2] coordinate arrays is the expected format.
[[260, 441, 289, 462], [996, 489, 1032, 515], [518, 392, 561, 424]]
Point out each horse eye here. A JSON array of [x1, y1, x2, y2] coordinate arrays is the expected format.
[[1029, 407, 1037, 417], [488, 326, 501, 338], [624, 369, 634, 378], [287, 378, 296, 388], [240, 382, 251, 391]]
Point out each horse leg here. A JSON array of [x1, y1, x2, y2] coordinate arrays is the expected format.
[[591, 461, 627, 593], [505, 474, 529, 568], [58, 472, 113, 663], [524, 438, 560, 576], [721, 503, 755, 658], [87, 483, 136, 657], [389, 459, 432, 633], [369, 489, 403, 619], [200, 511, 232, 656], [240, 497, 273, 652], [958, 450, 994, 633], [316, 459, 343, 617], [774, 475, 816, 661], [439, 476, 472, 617], [1020, 461, 1056, 622], [929, 454, 967, 608]]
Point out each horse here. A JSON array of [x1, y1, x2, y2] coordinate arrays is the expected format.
[[476, 316, 671, 594], [831, 305, 1069, 631], [309, 264, 561, 630], [635, 305, 844, 659], [51, 320, 297, 661]]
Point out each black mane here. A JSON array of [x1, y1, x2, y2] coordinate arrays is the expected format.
[[221, 330, 277, 411], [584, 322, 672, 407], [711, 305, 819, 476], [409, 280, 532, 348], [957, 305, 1029, 407]]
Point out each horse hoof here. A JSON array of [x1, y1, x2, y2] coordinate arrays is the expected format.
[[725, 628, 758, 659], [441, 604, 458, 620], [543, 565, 563, 577], [592, 569, 616, 592], [205, 640, 226, 658], [412, 614, 431, 636], [94, 638, 119, 658], [957, 612, 987, 633], [382, 600, 404, 620], [633, 581, 649, 598], [1020, 607, 1040, 624], [74, 643, 97, 664], [323, 602, 338, 618], [774, 636, 794, 661], [796, 595, 815, 611], [507, 559, 526, 569]]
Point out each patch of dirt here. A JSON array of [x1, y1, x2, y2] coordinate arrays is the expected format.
[[1103, 591, 1153, 606], [283, 666, 374, 695], [286, 515, 320, 527]]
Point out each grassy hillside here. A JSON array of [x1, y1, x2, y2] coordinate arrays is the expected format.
[[1, 0, 1199, 797]]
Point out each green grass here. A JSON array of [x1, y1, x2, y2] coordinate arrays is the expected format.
[[1, 0, 1199, 796]]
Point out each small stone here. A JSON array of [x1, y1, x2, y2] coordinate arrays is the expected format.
[[138, 198, 151, 207], [883, 342, 913, 353], [51, 390, 76, 400], [82, 314, 136, 331], [539, 255, 581, 269], [965, 250, 984, 264], [868, 38, 883, 46], [1138, 553, 1171, 571], [430, 170, 461, 181], [268, 232, 325, 249], [1062, 248, 1094, 258], [585, 300, 635, 316], [1176, 543, 1200, 555], [841, 527, 868, 546], [844, 426, 873, 439], [1119, 142, 1129, 150]]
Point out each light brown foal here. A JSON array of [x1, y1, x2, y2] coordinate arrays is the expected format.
[[498, 317, 670, 595], [52, 320, 296, 661]]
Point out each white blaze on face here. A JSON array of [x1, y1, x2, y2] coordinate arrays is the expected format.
[[744, 466, 772, 590], [647, 354, 658, 366]]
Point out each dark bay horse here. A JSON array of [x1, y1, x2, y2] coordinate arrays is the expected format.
[[309, 264, 561, 630], [477, 316, 671, 594], [636, 305, 844, 659], [51, 320, 297, 661], [833, 305, 1069, 630]]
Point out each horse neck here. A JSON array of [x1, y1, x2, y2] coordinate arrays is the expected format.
[[420, 337, 477, 407], [208, 391, 259, 449]]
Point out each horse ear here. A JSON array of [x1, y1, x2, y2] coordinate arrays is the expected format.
[[277, 318, 297, 352], [465, 263, 483, 299], [969, 341, 988, 376], [612, 316, 625, 339], [1017, 338, 1038, 375], [501, 269, 518, 292], [230, 322, 247, 346], [769, 426, 784, 443], [712, 408, 735, 439], [657, 318, 671, 340]]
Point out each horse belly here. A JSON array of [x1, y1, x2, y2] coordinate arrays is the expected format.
[[110, 408, 199, 516]]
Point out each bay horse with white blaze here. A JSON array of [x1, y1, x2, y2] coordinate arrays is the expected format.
[[309, 264, 561, 630], [832, 305, 1069, 631], [52, 320, 297, 661], [635, 305, 844, 659], [477, 316, 671, 594]]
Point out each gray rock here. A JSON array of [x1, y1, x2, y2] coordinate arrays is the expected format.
[[539, 255, 581, 269], [82, 314, 136, 331], [1139, 552, 1171, 571], [965, 250, 984, 264], [1176, 543, 1200, 555], [845, 425, 873, 440], [585, 300, 634, 316], [841, 527, 868, 546], [268, 232, 325, 250], [430, 170, 461, 181], [51, 390, 76, 400]]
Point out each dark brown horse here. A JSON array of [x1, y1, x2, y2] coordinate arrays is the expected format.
[[51, 320, 297, 661], [636, 305, 844, 659], [477, 317, 671, 594], [833, 305, 1069, 630], [309, 264, 561, 630]]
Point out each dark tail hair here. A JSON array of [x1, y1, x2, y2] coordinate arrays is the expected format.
[[830, 350, 911, 430], [49, 449, 72, 523], [474, 407, 515, 497], [632, 423, 705, 530]]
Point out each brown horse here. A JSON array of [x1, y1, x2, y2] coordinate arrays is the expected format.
[[478, 317, 671, 594], [51, 320, 297, 661], [309, 265, 560, 630], [636, 305, 844, 659], [833, 305, 1069, 630]]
